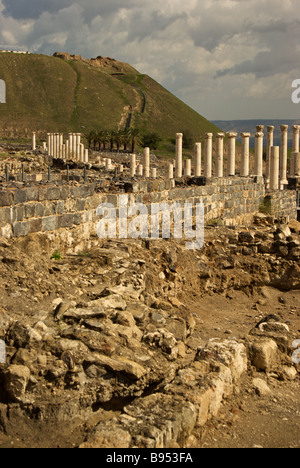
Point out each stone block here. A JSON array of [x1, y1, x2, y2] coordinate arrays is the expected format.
[[24, 186, 39, 202], [28, 218, 43, 233], [60, 186, 70, 200], [12, 221, 30, 237], [106, 194, 119, 207], [73, 212, 82, 225], [0, 191, 14, 207], [35, 203, 44, 217], [24, 204, 35, 219], [46, 186, 61, 200], [0, 207, 11, 224], [58, 213, 74, 228], [11, 205, 24, 222], [75, 198, 86, 212], [56, 200, 64, 214], [42, 216, 57, 232], [4, 364, 30, 402], [14, 189, 27, 204], [250, 338, 278, 372]]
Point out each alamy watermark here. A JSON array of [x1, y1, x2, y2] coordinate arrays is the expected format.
[[96, 194, 204, 250], [0, 79, 6, 103], [291, 79, 300, 104]]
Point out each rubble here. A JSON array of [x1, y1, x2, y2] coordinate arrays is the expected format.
[[0, 218, 299, 447]]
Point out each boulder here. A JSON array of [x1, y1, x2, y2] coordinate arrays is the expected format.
[[4, 364, 30, 402], [248, 338, 279, 372]]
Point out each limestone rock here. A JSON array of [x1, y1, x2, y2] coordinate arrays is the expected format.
[[4, 364, 30, 402], [249, 338, 279, 372], [252, 378, 271, 396], [0, 339, 6, 364]]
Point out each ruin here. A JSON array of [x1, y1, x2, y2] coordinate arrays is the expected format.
[[0, 126, 299, 242], [0, 124, 299, 449]]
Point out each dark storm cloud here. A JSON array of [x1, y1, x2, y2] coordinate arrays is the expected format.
[[1, 0, 138, 21]]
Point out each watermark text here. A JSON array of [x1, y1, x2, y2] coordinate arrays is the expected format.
[[96, 194, 204, 250]]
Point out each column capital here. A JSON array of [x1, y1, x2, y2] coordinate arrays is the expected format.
[[280, 124, 289, 132], [267, 126, 274, 132], [205, 133, 213, 138], [292, 124, 300, 132], [255, 132, 264, 137], [240, 132, 251, 137], [176, 132, 183, 137], [226, 132, 237, 138], [256, 125, 264, 132], [216, 133, 225, 138]]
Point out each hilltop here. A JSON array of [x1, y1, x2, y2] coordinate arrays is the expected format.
[[0, 51, 220, 144]]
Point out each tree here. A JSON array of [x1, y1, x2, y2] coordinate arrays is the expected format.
[[182, 130, 194, 149], [141, 132, 162, 150], [130, 128, 141, 153]]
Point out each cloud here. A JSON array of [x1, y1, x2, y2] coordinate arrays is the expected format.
[[0, 0, 300, 119]]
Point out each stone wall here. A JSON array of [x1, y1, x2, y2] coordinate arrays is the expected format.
[[0, 177, 297, 249]]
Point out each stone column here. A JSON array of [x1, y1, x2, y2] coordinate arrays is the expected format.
[[62, 144, 66, 160], [80, 143, 84, 162], [280, 125, 289, 186], [42, 142, 47, 152], [167, 163, 174, 179], [56, 133, 60, 159], [59, 134, 63, 158], [215, 133, 224, 178], [240, 132, 250, 177], [290, 152, 296, 177], [265, 126, 274, 185], [84, 149, 89, 164], [32, 132, 36, 151], [137, 164, 143, 176], [291, 125, 300, 177], [47, 133, 51, 156], [254, 131, 264, 177], [226, 132, 237, 176], [185, 159, 191, 177], [143, 147, 150, 178], [175, 133, 183, 178], [68, 133, 73, 158], [151, 168, 157, 178], [53, 134, 57, 159], [204, 133, 213, 178], [269, 146, 280, 190], [292, 125, 300, 152], [130, 154, 136, 177], [66, 140, 69, 160], [76, 133, 81, 160], [106, 158, 112, 170], [194, 143, 201, 177], [295, 152, 300, 176], [50, 133, 54, 157]]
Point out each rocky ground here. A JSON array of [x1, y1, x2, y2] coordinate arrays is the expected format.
[[0, 214, 299, 448]]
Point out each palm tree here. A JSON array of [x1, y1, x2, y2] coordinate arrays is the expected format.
[[121, 129, 131, 152], [86, 130, 97, 149], [130, 128, 141, 153], [114, 130, 123, 152]]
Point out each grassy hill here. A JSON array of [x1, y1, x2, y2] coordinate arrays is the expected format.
[[0, 51, 220, 147]]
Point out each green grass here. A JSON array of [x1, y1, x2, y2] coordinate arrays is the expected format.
[[0, 52, 221, 144]]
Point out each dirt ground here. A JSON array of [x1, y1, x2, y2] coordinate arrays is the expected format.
[[0, 226, 299, 448]]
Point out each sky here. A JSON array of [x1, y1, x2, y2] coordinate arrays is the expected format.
[[0, 0, 300, 121]]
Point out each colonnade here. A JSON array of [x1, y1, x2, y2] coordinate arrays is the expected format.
[[168, 126, 300, 190], [32, 132, 89, 163]]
